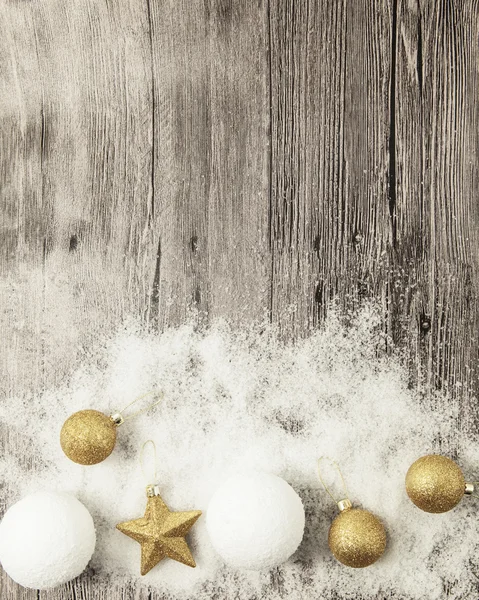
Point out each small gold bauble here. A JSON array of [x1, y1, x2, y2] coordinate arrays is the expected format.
[[60, 409, 117, 465], [328, 507, 387, 568], [405, 454, 465, 513]]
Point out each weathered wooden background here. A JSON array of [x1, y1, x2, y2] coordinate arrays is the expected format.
[[1, 0, 479, 598]]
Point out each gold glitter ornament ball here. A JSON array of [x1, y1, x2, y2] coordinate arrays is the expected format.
[[60, 410, 117, 465], [405, 454, 465, 513], [328, 507, 387, 568]]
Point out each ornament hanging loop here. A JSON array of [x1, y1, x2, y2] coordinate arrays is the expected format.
[[140, 439, 158, 488], [112, 390, 164, 426], [317, 456, 351, 511]]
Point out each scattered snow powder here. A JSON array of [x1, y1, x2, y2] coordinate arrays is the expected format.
[[1, 302, 478, 599]]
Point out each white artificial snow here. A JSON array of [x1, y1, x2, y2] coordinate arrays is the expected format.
[[0, 302, 478, 599], [206, 472, 305, 570], [0, 491, 96, 589]]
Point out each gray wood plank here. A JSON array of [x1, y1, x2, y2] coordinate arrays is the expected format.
[[0, 2, 46, 401], [1, 0, 158, 394], [148, 0, 271, 328], [394, 0, 479, 433], [0, 0, 270, 597], [269, 0, 393, 339], [0, 11, 48, 599], [0, 0, 157, 598]]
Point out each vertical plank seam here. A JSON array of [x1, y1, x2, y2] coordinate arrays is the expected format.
[[145, 0, 155, 224], [339, 2, 347, 288], [150, 237, 162, 327], [427, 2, 442, 393], [40, 106, 46, 203], [267, 0, 274, 322], [32, 9, 48, 392], [388, 0, 398, 249], [416, 0, 425, 276], [145, 0, 161, 327], [416, 0, 423, 94], [33, 14, 46, 214], [41, 237, 47, 389]]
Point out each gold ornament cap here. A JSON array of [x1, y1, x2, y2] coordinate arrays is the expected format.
[[405, 454, 466, 513], [146, 484, 162, 497], [60, 409, 118, 465], [328, 507, 387, 568], [337, 498, 352, 512], [110, 412, 125, 426], [465, 483, 476, 495]]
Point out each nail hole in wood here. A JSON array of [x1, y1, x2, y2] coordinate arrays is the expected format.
[[420, 315, 431, 333], [69, 235, 78, 252], [358, 280, 369, 299], [315, 282, 323, 305], [353, 232, 363, 245], [190, 235, 198, 253]]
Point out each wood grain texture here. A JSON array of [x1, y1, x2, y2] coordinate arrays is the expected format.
[[1, 0, 479, 598], [147, 0, 271, 328], [394, 0, 479, 433], [269, 0, 393, 338]]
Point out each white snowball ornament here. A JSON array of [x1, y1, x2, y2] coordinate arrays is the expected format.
[[206, 472, 305, 570], [0, 491, 96, 589]]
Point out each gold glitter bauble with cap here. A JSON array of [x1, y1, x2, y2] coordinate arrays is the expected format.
[[328, 505, 387, 568], [405, 454, 466, 513], [60, 392, 163, 466], [60, 409, 118, 465]]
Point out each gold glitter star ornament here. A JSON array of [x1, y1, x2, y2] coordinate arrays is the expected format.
[[116, 484, 202, 575]]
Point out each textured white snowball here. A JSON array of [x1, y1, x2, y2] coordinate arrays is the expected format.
[[206, 472, 305, 570], [0, 491, 96, 589]]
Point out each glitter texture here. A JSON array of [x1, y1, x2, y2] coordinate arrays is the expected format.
[[117, 492, 201, 575], [328, 507, 387, 568], [405, 455, 465, 514], [2, 303, 479, 599], [60, 409, 117, 465]]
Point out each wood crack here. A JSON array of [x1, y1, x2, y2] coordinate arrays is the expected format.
[[416, 0, 423, 94], [267, 0, 274, 322], [146, 0, 155, 226], [388, 0, 398, 249], [150, 236, 161, 325]]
